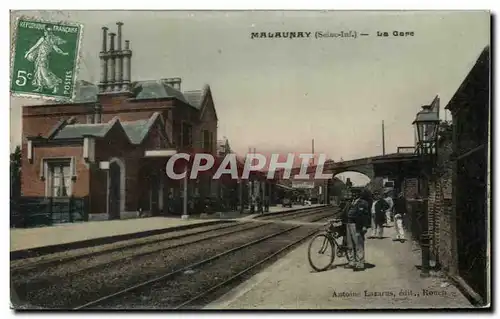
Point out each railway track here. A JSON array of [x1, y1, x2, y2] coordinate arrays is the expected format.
[[12, 206, 338, 309], [259, 206, 337, 223], [256, 206, 326, 220], [12, 222, 277, 297], [13, 222, 295, 308], [75, 207, 341, 309], [13, 206, 330, 275], [75, 224, 319, 309], [11, 221, 239, 272]]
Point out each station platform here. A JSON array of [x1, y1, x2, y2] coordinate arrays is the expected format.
[[206, 226, 473, 310], [10, 217, 224, 255], [10, 204, 325, 257]]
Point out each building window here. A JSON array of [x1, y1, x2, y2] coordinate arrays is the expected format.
[[203, 130, 210, 152], [209, 132, 214, 153], [47, 160, 72, 197], [155, 131, 162, 149], [94, 112, 102, 124], [182, 122, 193, 148]]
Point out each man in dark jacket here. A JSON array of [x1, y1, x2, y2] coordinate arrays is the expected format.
[[345, 188, 371, 271], [373, 192, 389, 238]]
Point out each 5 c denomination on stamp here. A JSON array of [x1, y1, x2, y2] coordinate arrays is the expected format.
[[10, 16, 84, 101]]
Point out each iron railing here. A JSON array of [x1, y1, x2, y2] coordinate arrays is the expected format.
[[10, 196, 89, 228]]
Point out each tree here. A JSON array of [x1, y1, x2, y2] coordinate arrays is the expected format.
[[223, 138, 232, 155], [331, 177, 347, 197], [10, 146, 21, 200]]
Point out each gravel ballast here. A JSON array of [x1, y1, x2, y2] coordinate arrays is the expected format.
[[12, 222, 290, 309]]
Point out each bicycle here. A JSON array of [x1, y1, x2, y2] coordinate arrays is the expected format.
[[307, 218, 349, 272]]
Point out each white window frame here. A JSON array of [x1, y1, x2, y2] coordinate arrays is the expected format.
[[43, 158, 75, 197], [83, 137, 95, 163]]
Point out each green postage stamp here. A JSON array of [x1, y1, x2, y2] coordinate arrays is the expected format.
[[10, 17, 83, 101]]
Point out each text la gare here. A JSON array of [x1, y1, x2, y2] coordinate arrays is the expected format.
[[377, 31, 414, 37]]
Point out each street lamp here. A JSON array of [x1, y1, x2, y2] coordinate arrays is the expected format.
[[412, 104, 440, 277], [413, 104, 440, 157]]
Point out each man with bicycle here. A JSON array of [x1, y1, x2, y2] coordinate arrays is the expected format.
[[345, 189, 372, 271]]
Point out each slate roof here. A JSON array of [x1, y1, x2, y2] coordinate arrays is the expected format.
[[183, 90, 204, 109], [68, 80, 204, 109], [121, 114, 159, 144], [73, 80, 99, 103], [53, 122, 112, 139], [131, 80, 189, 104], [445, 45, 490, 112], [51, 113, 162, 145]]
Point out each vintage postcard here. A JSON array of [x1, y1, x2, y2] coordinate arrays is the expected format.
[[9, 10, 491, 310]]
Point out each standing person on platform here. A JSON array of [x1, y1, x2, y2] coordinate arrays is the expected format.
[[250, 194, 255, 214], [167, 192, 174, 215], [345, 188, 371, 271], [264, 195, 270, 212], [373, 192, 390, 238], [384, 191, 394, 226], [393, 191, 408, 241], [368, 191, 379, 239], [256, 195, 263, 214]]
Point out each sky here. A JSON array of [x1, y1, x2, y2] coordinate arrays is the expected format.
[[9, 10, 490, 185]]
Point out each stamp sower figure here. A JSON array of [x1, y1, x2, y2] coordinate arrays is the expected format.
[[24, 26, 69, 94], [345, 189, 371, 271]]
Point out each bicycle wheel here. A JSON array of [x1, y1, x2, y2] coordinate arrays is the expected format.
[[307, 233, 336, 272]]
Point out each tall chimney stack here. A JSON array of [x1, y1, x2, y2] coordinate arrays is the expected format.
[[107, 32, 116, 90], [172, 77, 181, 91], [101, 27, 107, 51], [116, 22, 123, 51], [122, 39, 132, 91], [99, 27, 109, 93], [115, 22, 124, 92]]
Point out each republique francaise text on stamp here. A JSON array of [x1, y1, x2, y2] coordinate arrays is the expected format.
[[10, 16, 83, 101]]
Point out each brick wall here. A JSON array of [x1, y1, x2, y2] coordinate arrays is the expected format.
[[21, 143, 89, 197], [20, 89, 219, 217], [439, 199, 454, 271], [93, 125, 144, 213], [403, 177, 418, 199], [427, 138, 454, 270], [22, 104, 90, 141], [428, 181, 438, 258]]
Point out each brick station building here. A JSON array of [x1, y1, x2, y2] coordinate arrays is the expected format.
[[20, 22, 223, 220]]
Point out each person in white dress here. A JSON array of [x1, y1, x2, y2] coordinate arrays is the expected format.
[[369, 192, 379, 238], [393, 192, 407, 241], [384, 191, 394, 226]]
